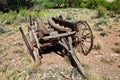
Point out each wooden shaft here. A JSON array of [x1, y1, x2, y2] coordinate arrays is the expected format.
[[43, 31, 76, 40]]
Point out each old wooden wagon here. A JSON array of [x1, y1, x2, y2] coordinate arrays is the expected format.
[[19, 15, 93, 78]]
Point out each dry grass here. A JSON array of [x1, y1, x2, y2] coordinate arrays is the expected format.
[[0, 44, 7, 53], [12, 48, 24, 54], [1, 54, 41, 80], [93, 42, 102, 50], [101, 57, 115, 64], [99, 31, 108, 37], [86, 70, 100, 80], [114, 42, 120, 46], [75, 44, 82, 53]]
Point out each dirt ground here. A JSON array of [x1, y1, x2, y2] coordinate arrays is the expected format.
[[0, 9, 120, 80]]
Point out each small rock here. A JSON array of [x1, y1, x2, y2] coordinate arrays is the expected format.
[[111, 54, 119, 57]]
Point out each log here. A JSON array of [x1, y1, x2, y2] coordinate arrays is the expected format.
[[48, 18, 71, 32]]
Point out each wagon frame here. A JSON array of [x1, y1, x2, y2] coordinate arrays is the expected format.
[[19, 15, 93, 78]]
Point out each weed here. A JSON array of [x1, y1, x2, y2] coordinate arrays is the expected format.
[[75, 44, 82, 53], [86, 70, 100, 80], [80, 2, 88, 8], [103, 75, 112, 80], [12, 49, 24, 54], [97, 6, 106, 18], [0, 10, 17, 25], [66, 14, 72, 20], [101, 57, 114, 64], [19, 9, 29, 18], [99, 31, 108, 37], [38, 10, 51, 21], [0, 44, 7, 53], [93, 42, 102, 50], [82, 63, 89, 70]]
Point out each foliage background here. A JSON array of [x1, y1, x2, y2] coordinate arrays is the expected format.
[[0, 0, 119, 25], [0, 0, 120, 12]]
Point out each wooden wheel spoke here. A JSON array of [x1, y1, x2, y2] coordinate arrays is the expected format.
[[76, 21, 93, 55], [84, 39, 91, 43], [81, 27, 87, 35], [80, 42, 89, 53], [82, 38, 91, 43], [82, 33, 90, 40]]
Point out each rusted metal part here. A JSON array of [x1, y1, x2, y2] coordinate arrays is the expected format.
[[40, 43, 52, 48], [48, 18, 71, 32], [19, 27, 35, 61], [75, 35, 83, 42]]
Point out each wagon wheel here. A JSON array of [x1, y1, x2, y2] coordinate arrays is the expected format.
[[75, 21, 93, 55], [19, 27, 35, 61], [28, 28, 41, 63]]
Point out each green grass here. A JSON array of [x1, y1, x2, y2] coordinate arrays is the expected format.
[[0, 9, 50, 25]]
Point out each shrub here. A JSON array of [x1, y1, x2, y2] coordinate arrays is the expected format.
[[87, 0, 98, 9], [0, 10, 17, 24], [97, 6, 106, 17], [38, 10, 50, 20], [112, 0, 120, 11], [32, 0, 55, 9], [80, 2, 88, 8], [19, 9, 29, 18], [96, 0, 120, 11]]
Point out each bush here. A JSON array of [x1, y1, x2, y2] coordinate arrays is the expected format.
[[112, 0, 120, 11], [19, 9, 29, 18], [86, 0, 98, 9], [97, 6, 106, 17], [80, 2, 88, 8], [0, 10, 17, 24]]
